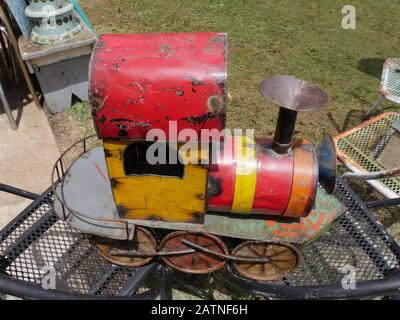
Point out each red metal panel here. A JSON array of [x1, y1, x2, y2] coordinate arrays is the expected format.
[[252, 138, 293, 215], [207, 136, 235, 212], [207, 137, 294, 215], [90, 33, 227, 141]]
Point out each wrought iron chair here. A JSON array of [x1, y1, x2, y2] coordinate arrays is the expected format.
[[335, 112, 400, 208], [365, 58, 400, 117]]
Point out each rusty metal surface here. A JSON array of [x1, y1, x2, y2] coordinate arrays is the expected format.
[[259, 75, 328, 112], [207, 137, 294, 216], [232, 241, 299, 281], [53, 142, 345, 243], [159, 231, 227, 274], [94, 229, 295, 271], [103, 140, 207, 224], [283, 139, 319, 217], [94, 227, 157, 267], [252, 138, 293, 215], [204, 185, 345, 243], [53, 145, 132, 240], [342, 167, 400, 181], [334, 112, 398, 144], [89, 33, 227, 141], [334, 112, 400, 198], [317, 134, 337, 194], [3, 179, 400, 298], [207, 136, 236, 212], [128, 185, 345, 244]]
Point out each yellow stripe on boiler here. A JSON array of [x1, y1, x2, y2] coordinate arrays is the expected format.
[[231, 135, 257, 214]]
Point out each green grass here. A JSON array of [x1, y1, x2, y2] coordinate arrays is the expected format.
[[66, 1, 400, 298], [67, 101, 92, 123], [66, 101, 94, 135], [78, 0, 400, 142]]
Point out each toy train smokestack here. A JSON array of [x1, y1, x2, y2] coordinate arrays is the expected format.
[[259, 75, 329, 154], [89, 32, 336, 225], [273, 107, 298, 154]]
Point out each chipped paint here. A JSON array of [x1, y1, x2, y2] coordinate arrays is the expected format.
[[90, 33, 227, 141], [103, 140, 208, 224]]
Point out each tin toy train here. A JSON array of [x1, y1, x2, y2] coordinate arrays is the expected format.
[[52, 32, 345, 281]]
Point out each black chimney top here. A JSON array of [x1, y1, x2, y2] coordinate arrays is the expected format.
[[259, 75, 328, 154]]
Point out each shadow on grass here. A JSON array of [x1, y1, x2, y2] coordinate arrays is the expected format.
[[327, 109, 365, 133], [357, 58, 385, 79]]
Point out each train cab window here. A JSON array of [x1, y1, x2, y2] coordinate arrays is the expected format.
[[123, 142, 184, 178]]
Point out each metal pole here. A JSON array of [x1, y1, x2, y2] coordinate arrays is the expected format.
[[117, 263, 158, 296], [0, 183, 39, 200], [366, 198, 400, 209], [0, 81, 17, 129], [0, 26, 10, 66], [365, 95, 385, 117], [341, 168, 400, 181], [0, 26, 20, 88], [0, 3, 41, 109], [273, 108, 298, 154], [9, 42, 20, 87], [0, 32, 11, 88]]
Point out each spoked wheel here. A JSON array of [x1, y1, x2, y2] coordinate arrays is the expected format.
[[232, 241, 299, 281], [159, 231, 228, 274], [94, 226, 157, 267]]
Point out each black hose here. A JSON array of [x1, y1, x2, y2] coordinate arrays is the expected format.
[[0, 183, 39, 200]]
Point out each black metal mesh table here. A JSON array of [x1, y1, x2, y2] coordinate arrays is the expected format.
[[1, 179, 400, 299]]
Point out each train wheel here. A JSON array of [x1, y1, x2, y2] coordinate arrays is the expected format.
[[159, 231, 228, 274], [232, 241, 299, 281], [94, 226, 157, 267]]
